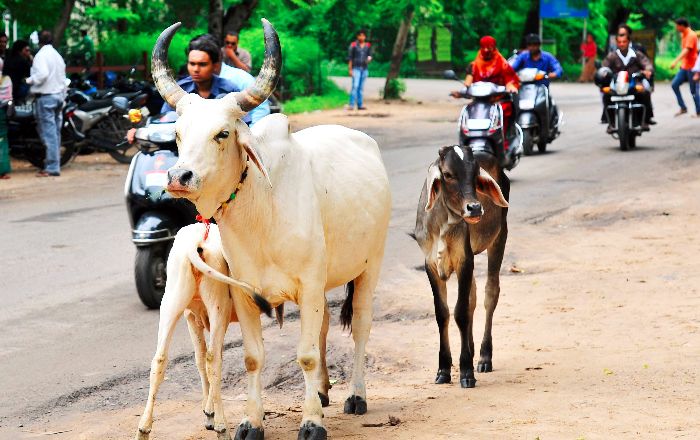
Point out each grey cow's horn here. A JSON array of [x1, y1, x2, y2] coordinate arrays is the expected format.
[[151, 22, 187, 110], [233, 19, 282, 113]]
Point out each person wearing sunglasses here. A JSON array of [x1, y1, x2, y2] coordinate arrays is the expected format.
[[222, 31, 252, 73]]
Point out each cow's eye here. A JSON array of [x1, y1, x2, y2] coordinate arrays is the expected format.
[[443, 172, 454, 180], [215, 130, 229, 141]]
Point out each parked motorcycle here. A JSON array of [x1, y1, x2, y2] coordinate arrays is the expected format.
[[515, 68, 563, 155], [4, 97, 81, 169], [124, 111, 197, 308], [69, 91, 148, 163], [445, 70, 523, 171], [597, 68, 649, 151]]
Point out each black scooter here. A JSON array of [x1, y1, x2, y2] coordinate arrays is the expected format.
[[124, 111, 196, 308]]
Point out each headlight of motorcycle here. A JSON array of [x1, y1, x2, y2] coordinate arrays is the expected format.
[[128, 108, 143, 123]]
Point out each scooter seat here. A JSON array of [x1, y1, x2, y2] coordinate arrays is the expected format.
[[79, 98, 115, 112]]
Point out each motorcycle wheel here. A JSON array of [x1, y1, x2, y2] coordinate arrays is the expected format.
[[108, 142, 139, 164], [522, 130, 534, 156], [135, 244, 170, 309], [24, 127, 79, 169], [617, 107, 629, 151], [629, 133, 637, 149], [537, 138, 547, 153]]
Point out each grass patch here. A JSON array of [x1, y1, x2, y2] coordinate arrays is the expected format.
[[283, 82, 348, 114]]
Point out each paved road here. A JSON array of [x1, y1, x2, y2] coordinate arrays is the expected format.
[[1, 80, 698, 434]]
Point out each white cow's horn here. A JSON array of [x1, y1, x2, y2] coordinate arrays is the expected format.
[[152, 22, 187, 110], [233, 18, 282, 113]]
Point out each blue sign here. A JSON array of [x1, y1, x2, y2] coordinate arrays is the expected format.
[[540, 0, 589, 19]]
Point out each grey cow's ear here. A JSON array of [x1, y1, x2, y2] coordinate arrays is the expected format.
[[425, 164, 442, 211], [236, 125, 272, 187], [476, 170, 508, 207]]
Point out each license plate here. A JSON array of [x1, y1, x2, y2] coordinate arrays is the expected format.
[[611, 95, 635, 102], [144, 171, 168, 188]]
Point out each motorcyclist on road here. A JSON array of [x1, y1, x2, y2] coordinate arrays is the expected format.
[[510, 33, 563, 127], [600, 30, 655, 130], [451, 35, 519, 149]]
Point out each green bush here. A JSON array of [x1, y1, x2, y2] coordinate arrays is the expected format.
[[283, 80, 349, 114], [381, 78, 406, 100]]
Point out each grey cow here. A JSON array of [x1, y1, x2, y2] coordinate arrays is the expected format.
[[413, 145, 509, 388]]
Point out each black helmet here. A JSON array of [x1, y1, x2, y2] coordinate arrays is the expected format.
[[594, 67, 613, 87], [525, 33, 541, 45]]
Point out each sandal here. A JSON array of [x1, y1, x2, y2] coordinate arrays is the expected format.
[[36, 171, 60, 177], [0, 173, 10, 179]]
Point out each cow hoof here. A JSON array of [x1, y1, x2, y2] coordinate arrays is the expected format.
[[435, 369, 451, 384], [136, 428, 150, 440], [318, 392, 330, 408], [204, 410, 215, 430], [216, 427, 233, 440], [460, 371, 477, 388], [297, 421, 327, 440], [234, 421, 264, 440], [477, 361, 493, 373], [343, 395, 367, 415]]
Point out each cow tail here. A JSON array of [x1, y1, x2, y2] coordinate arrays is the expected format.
[[340, 280, 355, 332]]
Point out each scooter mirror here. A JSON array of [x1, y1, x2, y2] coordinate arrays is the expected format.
[[443, 70, 459, 81]]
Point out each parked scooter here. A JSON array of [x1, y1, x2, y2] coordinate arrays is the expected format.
[[124, 111, 197, 308], [596, 67, 650, 151], [4, 97, 81, 169], [69, 91, 148, 163], [515, 68, 563, 155], [445, 70, 523, 171]]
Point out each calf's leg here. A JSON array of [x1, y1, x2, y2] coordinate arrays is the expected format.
[[425, 263, 452, 384], [136, 270, 195, 439], [479, 225, 507, 373], [455, 256, 477, 388], [318, 301, 331, 407], [184, 307, 213, 430]]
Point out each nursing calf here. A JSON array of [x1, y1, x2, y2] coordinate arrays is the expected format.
[[136, 223, 303, 440], [413, 145, 509, 388]]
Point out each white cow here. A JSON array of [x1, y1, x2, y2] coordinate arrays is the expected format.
[[147, 19, 392, 440]]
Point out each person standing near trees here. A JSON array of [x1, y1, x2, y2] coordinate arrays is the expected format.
[[579, 33, 597, 82], [347, 29, 372, 110], [25, 30, 66, 177], [669, 17, 699, 117]]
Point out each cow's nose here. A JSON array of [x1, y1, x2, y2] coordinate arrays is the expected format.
[[168, 169, 194, 187], [465, 202, 482, 215]]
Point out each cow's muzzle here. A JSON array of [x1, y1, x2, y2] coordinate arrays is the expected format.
[[462, 202, 483, 224], [167, 168, 197, 196]]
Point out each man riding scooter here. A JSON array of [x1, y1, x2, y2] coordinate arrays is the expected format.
[[599, 30, 655, 132], [510, 33, 563, 154]]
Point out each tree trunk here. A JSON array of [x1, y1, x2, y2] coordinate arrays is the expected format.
[[522, 0, 540, 47], [223, 0, 259, 35], [209, 0, 224, 44], [383, 6, 414, 99], [52, 0, 77, 48]]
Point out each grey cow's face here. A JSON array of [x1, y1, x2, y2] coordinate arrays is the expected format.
[[425, 145, 509, 223]]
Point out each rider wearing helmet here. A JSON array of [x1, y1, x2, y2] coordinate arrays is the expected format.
[[510, 33, 563, 128], [600, 30, 655, 130]]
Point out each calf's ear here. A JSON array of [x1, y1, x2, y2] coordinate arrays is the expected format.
[[476, 171, 508, 207], [236, 127, 272, 187], [425, 164, 442, 211]]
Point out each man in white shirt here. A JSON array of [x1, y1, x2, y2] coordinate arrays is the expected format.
[[25, 30, 66, 176]]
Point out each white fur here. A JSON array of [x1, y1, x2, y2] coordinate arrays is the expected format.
[[165, 101, 392, 433], [453, 145, 464, 160]]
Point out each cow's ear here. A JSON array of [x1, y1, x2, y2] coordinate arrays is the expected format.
[[425, 164, 442, 211], [476, 170, 508, 207], [236, 126, 272, 187]]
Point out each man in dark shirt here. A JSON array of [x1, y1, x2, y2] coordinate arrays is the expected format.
[[2, 40, 33, 103], [601, 30, 655, 129], [347, 29, 372, 110]]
